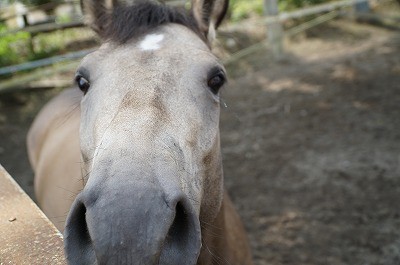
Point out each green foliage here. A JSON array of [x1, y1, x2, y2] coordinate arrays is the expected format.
[[279, 0, 330, 10], [19, 0, 62, 7], [0, 24, 30, 67], [56, 13, 73, 24], [0, 25, 94, 71], [230, 0, 264, 21], [229, 0, 332, 21]]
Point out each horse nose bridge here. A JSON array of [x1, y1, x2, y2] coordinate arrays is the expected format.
[[64, 182, 201, 264]]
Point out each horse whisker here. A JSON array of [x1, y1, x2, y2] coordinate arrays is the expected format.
[[204, 243, 232, 265]]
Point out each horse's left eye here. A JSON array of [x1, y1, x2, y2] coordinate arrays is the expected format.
[[208, 71, 226, 95], [75, 74, 91, 95]]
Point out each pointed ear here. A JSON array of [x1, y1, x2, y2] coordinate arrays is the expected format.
[[191, 0, 229, 42], [80, 0, 119, 35]]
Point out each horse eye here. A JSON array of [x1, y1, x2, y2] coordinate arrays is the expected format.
[[208, 72, 226, 95], [75, 75, 90, 94]]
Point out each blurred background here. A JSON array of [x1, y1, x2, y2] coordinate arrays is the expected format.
[[0, 0, 399, 264]]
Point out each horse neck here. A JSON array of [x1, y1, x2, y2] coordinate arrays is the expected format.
[[198, 191, 254, 265], [198, 192, 227, 265]]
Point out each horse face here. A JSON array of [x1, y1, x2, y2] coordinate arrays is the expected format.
[[64, 1, 229, 264]]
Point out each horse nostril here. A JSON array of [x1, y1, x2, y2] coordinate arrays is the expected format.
[[64, 198, 96, 265], [167, 202, 189, 246], [64, 193, 201, 264], [159, 199, 201, 264]]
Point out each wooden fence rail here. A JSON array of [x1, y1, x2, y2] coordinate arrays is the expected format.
[[0, 164, 66, 264], [0, 20, 85, 38]]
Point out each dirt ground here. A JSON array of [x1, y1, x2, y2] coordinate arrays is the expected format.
[[0, 17, 399, 265]]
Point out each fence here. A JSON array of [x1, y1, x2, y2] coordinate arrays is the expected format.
[[0, 164, 65, 264], [264, 0, 372, 59], [0, 0, 82, 34], [0, 0, 396, 91], [227, 0, 396, 63]]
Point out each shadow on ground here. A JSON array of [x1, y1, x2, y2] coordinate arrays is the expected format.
[[221, 20, 400, 265]]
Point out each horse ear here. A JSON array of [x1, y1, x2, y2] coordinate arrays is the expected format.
[[191, 0, 229, 42], [80, 0, 119, 35]]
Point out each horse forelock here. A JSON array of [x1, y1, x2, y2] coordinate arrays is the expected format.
[[100, 0, 205, 44]]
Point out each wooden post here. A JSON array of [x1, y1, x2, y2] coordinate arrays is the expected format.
[[21, 13, 36, 56], [264, 0, 284, 60], [354, 0, 370, 13]]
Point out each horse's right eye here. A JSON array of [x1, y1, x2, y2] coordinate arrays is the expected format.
[[75, 75, 90, 94], [207, 67, 226, 96]]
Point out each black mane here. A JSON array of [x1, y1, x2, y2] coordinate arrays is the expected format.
[[101, 1, 203, 43]]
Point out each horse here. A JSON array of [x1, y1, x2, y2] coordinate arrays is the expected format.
[[27, 0, 252, 264]]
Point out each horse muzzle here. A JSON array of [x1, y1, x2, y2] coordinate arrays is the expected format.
[[64, 180, 201, 265]]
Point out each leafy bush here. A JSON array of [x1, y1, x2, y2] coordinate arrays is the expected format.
[[230, 0, 264, 21], [0, 24, 30, 67], [229, 0, 332, 21], [280, 0, 330, 10]]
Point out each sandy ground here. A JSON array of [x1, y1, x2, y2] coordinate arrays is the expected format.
[[0, 17, 399, 265]]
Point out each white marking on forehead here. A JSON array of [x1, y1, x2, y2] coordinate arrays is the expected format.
[[140, 34, 164, 51]]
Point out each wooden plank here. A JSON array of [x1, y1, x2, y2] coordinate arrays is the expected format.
[[0, 164, 66, 264], [0, 79, 74, 92], [0, 61, 79, 93], [0, 20, 85, 38], [26, 21, 85, 34]]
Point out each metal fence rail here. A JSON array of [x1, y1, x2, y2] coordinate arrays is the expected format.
[[0, 48, 95, 76]]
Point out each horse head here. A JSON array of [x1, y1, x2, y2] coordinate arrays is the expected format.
[[64, 0, 229, 264]]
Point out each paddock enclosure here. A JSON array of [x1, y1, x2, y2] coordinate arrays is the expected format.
[[1, 0, 400, 264]]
